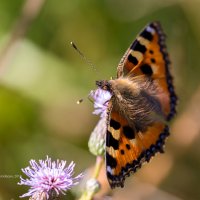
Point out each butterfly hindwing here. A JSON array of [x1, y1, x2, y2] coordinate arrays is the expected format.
[[106, 110, 169, 188], [117, 21, 177, 121]]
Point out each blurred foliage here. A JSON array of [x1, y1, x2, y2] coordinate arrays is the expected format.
[[0, 0, 200, 199]]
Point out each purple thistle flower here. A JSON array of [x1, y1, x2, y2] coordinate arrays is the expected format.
[[18, 156, 83, 199], [89, 88, 112, 118]]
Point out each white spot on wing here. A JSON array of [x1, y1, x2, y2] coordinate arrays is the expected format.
[[151, 64, 159, 74], [108, 127, 120, 140], [130, 139, 137, 146], [146, 26, 155, 34], [137, 36, 150, 47], [106, 146, 116, 158], [131, 51, 143, 61], [107, 166, 113, 174]]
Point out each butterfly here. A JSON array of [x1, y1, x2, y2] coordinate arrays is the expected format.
[[91, 21, 177, 188]]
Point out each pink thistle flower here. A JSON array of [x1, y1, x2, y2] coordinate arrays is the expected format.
[[18, 156, 83, 199], [89, 88, 112, 118]]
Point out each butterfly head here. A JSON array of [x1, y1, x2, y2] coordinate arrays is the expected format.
[[96, 80, 112, 92]]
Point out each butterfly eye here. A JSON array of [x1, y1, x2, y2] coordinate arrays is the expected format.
[[96, 80, 111, 91], [96, 80, 105, 88], [103, 85, 108, 90]]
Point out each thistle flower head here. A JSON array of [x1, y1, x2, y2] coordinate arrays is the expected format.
[[89, 88, 112, 118], [18, 156, 83, 199]]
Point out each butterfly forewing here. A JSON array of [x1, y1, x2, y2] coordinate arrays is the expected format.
[[117, 21, 177, 120]]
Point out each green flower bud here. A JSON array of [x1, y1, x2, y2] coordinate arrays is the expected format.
[[88, 116, 107, 156], [86, 178, 101, 194]]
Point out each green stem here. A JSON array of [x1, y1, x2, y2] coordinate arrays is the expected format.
[[78, 156, 104, 200], [92, 156, 104, 179]]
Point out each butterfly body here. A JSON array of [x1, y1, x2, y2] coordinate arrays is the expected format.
[[97, 76, 164, 132], [92, 22, 177, 188]]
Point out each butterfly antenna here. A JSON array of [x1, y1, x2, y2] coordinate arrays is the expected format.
[[70, 42, 98, 72], [76, 98, 84, 104], [71, 42, 100, 105]]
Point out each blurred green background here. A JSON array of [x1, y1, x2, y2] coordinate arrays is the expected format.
[[0, 0, 200, 199]]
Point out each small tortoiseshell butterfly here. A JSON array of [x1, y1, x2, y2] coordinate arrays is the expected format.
[[91, 21, 177, 188]]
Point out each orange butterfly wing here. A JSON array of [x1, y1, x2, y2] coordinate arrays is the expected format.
[[106, 110, 169, 188], [117, 21, 177, 121], [106, 22, 177, 188]]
